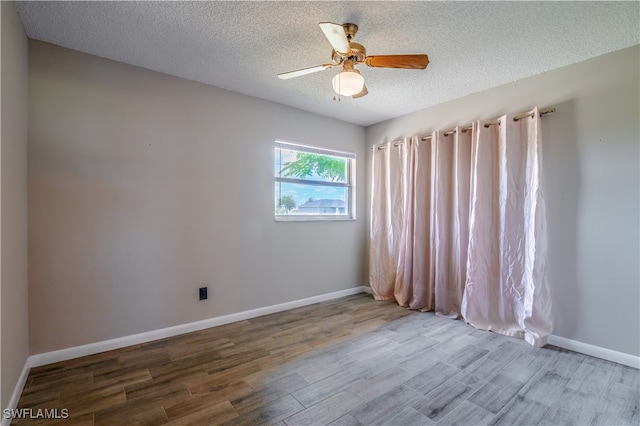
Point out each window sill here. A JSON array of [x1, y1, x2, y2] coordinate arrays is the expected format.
[[275, 215, 356, 222]]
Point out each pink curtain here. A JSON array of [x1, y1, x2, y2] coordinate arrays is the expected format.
[[369, 138, 406, 302], [369, 107, 553, 347]]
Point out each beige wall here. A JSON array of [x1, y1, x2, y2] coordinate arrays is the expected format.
[[1, 1, 29, 410], [366, 46, 640, 356], [28, 41, 366, 354]]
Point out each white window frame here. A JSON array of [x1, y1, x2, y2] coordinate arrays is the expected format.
[[275, 140, 356, 222]]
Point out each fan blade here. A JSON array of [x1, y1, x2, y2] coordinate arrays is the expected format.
[[352, 84, 368, 98], [319, 22, 350, 55], [278, 64, 334, 80], [365, 54, 429, 69]]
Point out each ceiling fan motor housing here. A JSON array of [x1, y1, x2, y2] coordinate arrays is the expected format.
[[332, 42, 366, 64]]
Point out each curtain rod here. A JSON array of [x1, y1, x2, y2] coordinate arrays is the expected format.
[[373, 106, 556, 150], [375, 141, 405, 150], [421, 106, 556, 141]]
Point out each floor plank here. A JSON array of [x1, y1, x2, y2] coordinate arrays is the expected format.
[[291, 371, 362, 408], [219, 394, 304, 426], [591, 381, 640, 426], [349, 385, 425, 426], [517, 371, 570, 406], [381, 406, 434, 425], [468, 374, 524, 414], [404, 362, 460, 395], [282, 391, 365, 426], [437, 400, 495, 426], [489, 396, 550, 425], [539, 388, 598, 426], [412, 379, 473, 422]]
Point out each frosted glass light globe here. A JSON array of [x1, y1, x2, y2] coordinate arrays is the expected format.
[[332, 70, 365, 97]]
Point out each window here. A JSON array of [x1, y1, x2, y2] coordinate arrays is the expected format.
[[275, 140, 355, 221]]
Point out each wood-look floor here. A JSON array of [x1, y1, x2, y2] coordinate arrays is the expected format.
[[12, 293, 640, 426]]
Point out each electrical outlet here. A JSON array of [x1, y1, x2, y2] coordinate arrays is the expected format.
[[199, 287, 208, 301]]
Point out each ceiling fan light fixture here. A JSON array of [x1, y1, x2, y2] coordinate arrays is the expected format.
[[332, 69, 365, 97]]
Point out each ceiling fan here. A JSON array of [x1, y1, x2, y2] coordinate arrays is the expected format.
[[278, 22, 429, 99]]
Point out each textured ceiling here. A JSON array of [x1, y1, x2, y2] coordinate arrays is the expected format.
[[15, 1, 640, 126]]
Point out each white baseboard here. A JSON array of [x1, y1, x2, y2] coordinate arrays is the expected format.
[[1, 357, 32, 426], [29, 286, 369, 368], [548, 335, 639, 369]]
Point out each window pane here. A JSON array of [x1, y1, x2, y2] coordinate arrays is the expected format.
[[275, 182, 348, 215], [275, 147, 347, 184]]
